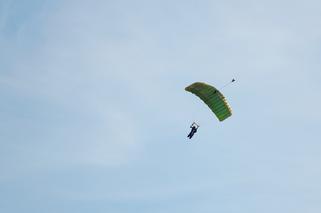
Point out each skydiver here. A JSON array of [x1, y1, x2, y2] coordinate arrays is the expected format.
[[187, 122, 199, 139]]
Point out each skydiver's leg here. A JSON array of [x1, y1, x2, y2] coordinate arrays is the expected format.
[[189, 131, 195, 139], [187, 128, 193, 138], [188, 130, 194, 139], [187, 131, 193, 139]]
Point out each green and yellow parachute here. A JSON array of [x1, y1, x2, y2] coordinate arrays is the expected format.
[[185, 82, 232, 121]]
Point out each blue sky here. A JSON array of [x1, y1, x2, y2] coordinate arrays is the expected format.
[[1, 0, 321, 212]]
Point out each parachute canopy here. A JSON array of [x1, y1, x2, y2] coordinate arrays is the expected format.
[[185, 82, 232, 121]]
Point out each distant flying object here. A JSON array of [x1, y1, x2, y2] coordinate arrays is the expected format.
[[185, 80, 235, 139], [187, 122, 199, 139]]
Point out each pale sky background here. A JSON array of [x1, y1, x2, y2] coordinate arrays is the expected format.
[[1, 0, 321, 212]]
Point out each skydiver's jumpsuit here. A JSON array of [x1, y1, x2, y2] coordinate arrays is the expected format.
[[187, 126, 197, 139]]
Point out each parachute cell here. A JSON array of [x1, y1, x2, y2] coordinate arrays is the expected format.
[[185, 82, 232, 121]]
